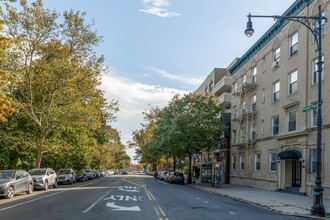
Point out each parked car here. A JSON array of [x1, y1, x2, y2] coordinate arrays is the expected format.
[[98, 170, 104, 177], [82, 169, 95, 180], [160, 171, 170, 181], [169, 172, 185, 184], [108, 170, 114, 175], [157, 171, 163, 179], [164, 172, 173, 182], [94, 170, 100, 178], [0, 170, 34, 199], [121, 171, 128, 175], [29, 168, 57, 190], [57, 169, 76, 184], [75, 170, 88, 182]]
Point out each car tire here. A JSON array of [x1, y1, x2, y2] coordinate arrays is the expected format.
[[5, 186, 15, 199], [43, 181, 48, 191], [74, 178, 76, 183], [53, 180, 58, 188], [27, 183, 33, 194]]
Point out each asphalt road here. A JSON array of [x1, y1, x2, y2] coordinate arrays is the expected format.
[[0, 173, 304, 220]]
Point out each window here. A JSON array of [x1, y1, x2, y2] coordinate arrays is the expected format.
[[234, 82, 237, 93], [241, 101, 246, 114], [262, 58, 266, 72], [251, 95, 256, 112], [252, 67, 257, 84], [262, 88, 265, 103], [232, 156, 236, 170], [290, 32, 298, 56], [310, 149, 317, 173], [240, 155, 245, 170], [250, 124, 256, 141], [241, 127, 246, 143], [272, 81, 280, 102], [242, 75, 246, 90], [261, 120, 264, 134], [288, 71, 298, 94], [272, 116, 279, 136], [288, 111, 297, 132], [204, 86, 208, 94], [255, 153, 261, 171], [311, 109, 317, 128], [232, 130, 236, 144], [273, 47, 280, 63], [312, 56, 324, 84], [232, 106, 237, 119], [209, 80, 213, 92], [269, 153, 277, 172]]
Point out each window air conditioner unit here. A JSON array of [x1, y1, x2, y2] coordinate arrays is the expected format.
[[272, 61, 280, 69]]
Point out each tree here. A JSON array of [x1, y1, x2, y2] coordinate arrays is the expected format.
[[0, 0, 17, 122], [131, 106, 163, 168], [2, 0, 107, 168], [152, 93, 225, 183]]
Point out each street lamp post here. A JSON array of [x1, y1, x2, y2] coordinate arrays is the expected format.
[[245, 6, 327, 217]]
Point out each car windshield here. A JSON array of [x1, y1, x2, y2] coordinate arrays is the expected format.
[[0, 171, 16, 179], [58, 170, 71, 175], [76, 171, 83, 176], [82, 169, 90, 173], [29, 169, 46, 175]]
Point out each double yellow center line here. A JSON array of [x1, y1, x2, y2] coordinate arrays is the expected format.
[[143, 183, 169, 220]]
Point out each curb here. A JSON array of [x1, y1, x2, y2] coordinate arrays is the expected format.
[[186, 184, 329, 219]]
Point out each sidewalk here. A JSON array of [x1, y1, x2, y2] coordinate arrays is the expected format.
[[188, 183, 330, 219]]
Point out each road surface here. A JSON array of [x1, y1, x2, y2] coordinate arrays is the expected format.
[[0, 173, 304, 220]]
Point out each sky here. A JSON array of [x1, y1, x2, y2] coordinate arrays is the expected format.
[[41, 0, 297, 163]]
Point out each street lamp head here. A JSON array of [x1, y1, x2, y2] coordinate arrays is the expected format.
[[245, 14, 254, 37]]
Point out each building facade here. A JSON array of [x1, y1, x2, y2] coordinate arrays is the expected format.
[[196, 67, 233, 184], [229, 0, 330, 197]]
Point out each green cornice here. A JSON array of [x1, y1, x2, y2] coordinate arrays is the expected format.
[[229, 0, 314, 76]]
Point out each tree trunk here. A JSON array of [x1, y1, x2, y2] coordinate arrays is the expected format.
[[35, 133, 46, 168], [173, 156, 176, 171], [188, 155, 192, 184]]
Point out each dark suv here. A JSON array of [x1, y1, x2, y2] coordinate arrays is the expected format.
[[169, 172, 185, 184]]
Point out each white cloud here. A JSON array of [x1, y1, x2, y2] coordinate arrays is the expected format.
[[101, 69, 189, 162], [146, 67, 203, 86], [139, 0, 180, 18]]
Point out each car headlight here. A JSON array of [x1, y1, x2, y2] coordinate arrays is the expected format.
[[0, 183, 9, 188], [35, 178, 43, 182]]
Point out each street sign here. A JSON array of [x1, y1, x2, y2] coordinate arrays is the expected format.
[[192, 153, 197, 158], [194, 157, 199, 161], [302, 104, 318, 113]]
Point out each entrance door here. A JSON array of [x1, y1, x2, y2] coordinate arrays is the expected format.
[[292, 160, 301, 187]]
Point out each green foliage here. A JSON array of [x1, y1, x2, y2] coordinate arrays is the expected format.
[[0, 0, 128, 170], [133, 93, 225, 173]]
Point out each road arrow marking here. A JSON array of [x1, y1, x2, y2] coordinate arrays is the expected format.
[[106, 202, 141, 211]]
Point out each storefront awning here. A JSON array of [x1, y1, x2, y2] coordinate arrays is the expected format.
[[277, 150, 302, 160]]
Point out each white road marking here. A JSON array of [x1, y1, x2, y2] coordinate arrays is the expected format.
[[229, 211, 237, 215], [216, 205, 220, 208], [82, 178, 123, 213], [204, 201, 209, 203], [118, 188, 139, 192], [0, 191, 65, 212], [106, 202, 141, 211], [0, 178, 108, 213], [196, 197, 200, 199]]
